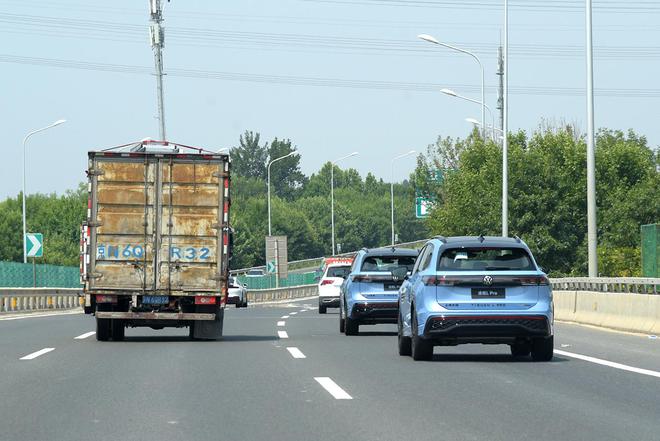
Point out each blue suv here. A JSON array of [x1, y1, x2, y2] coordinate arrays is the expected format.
[[398, 236, 553, 361], [340, 247, 419, 335]]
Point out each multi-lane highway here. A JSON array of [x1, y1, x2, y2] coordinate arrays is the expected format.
[[2, 299, 659, 441]]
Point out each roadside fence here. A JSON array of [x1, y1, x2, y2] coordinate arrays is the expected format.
[[0, 288, 83, 313]]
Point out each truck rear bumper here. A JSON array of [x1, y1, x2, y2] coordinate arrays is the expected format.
[[96, 312, 215, 321]]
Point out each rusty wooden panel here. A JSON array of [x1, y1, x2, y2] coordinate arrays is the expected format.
[[94, 237, 153, 262], [163, 163, 219, 184], [94, 261, 154, 290], [97, 183, 151, 205], [98, 161, 154, 182], [160, 207, 218, 237], [162, 184, 219, 207], [157, 238, 218, 264], [97, 206, 154, 235], [162, 264, 218, 291]]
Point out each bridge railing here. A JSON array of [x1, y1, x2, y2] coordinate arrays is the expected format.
[[0, 285, 317, 314], [0, 288, 83, 312], [551, 277, 659, 294]]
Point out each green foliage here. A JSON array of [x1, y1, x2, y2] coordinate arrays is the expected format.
[[267, 138, 307, 200], [230, 131, 268, 179], [416, 126, 659, 277], [0, 184, 86, 266]]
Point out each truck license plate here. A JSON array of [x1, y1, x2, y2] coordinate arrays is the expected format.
[[142, 295, 169, 305]]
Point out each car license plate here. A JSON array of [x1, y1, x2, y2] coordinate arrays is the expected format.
[[384, 283, 399, 291], [142, 295, 169, 305], [471, 288, 505, 299]]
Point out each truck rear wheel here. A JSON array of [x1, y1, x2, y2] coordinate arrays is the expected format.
[[190, 308, 224, 340], [96, 317, 111, 341], [111, 319, 125, 341]]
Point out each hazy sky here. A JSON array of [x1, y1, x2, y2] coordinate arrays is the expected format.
[[1, 0, 658, 199]]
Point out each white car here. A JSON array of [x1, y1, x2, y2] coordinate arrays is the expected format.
[[318, 264, 352, 314], [228, 276, 248, 308]]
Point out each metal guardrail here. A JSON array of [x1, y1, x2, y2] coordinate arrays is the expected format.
[[0, 288, 83, 312], [231, 238, 428, 275], [3, 277, 658, 315], [247, 284, 318, 303], [0, 286, 315, 314], [551, 277, 659, 294]]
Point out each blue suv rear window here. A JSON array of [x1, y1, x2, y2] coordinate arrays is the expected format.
[[361, 255, 416, 273], [438, 248, 535, 271]]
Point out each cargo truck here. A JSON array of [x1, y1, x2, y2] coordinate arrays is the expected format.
[[80, 140, 232, 341]]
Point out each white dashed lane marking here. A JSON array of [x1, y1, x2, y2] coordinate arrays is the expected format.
[[74, 332, 96, 340], [286, 347, 306, 359], [281, 315, 289, 319], [290, 312, 297, 315], [314, 377, 353, 400], [20, 348, 55, 360], [277, 321, 286, 327], [555, 349, 660, 379], [278, 330, 289, 339]]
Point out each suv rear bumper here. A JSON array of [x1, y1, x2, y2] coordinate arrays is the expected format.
[[423, 314, 551, 342], [351, 302, 398, 324]]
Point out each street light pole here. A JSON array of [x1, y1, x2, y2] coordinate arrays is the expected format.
[[442, 89, 496, 141], [586, 0, 598, 276], [267, 151, 296, 236], [331, 152, 358, 255], [391, 150, 416, 246], [503, 0, 509, 237], [418, 34, 486, 140], [22, 119, 66, 263], [465, 118, 503, 139]]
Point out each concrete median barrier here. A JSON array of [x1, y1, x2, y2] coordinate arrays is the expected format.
[[247, 284, 318, 303], [0, 288, 83, 313], [554, 290, 660, 334]]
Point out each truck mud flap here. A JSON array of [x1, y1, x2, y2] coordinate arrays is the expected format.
[[191, 308, 224, 340]]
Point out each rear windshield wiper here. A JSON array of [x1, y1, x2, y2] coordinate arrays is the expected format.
[[485, 266, 511, 271]]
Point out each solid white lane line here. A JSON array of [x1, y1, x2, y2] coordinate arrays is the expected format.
[[0, 310, 82, 321], [277, 321, 286, 327], [286, 347, 306, 359], [290, 312, 298, 315], [74, 332, 96, 340], [281, 315, 289, 319], [278, 330, 289, 339], [314, 377, 353, 400], [20, 348, 55, 360], [554, 349, 660, 379]]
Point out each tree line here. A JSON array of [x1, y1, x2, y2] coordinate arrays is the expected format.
[[0, 126, 656, 276], [412, 126, 659, 276], [0, 131, 428, 269]]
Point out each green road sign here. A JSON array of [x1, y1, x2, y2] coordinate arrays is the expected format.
[[429, 169, 443, 183], [266, 260, 276, 274], [26, 233, 43, 258], [415, 198, 434, 219]]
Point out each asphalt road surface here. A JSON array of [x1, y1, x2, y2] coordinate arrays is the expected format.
[[2, 299, 659, 441]]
